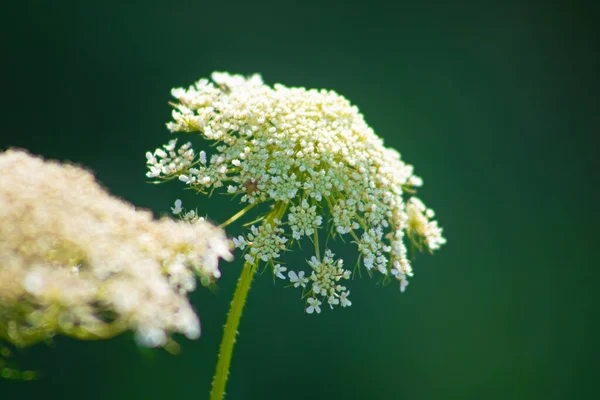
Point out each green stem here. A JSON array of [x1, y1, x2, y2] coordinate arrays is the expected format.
[[314, 229, 321, 261], [211, 202, 287, 399], [218, 202, 257, 228], [210, 260, 258, 400]]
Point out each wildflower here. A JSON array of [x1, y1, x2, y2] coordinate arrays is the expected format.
[[171, 199, 183, 214], [0, 149, 232, 349], [306, 298, 322, 314], [273, 264, 287, 280], [406, 197, 447, 251], [288, 199, 322, 240], [246, 222, 288, 263], [340, 291, 352, 308], [288, 271, 308, 288], [391, 269, 410, 293], [305, 250, 351, 310], [232, 236, 247, 250], [147, 71, 446, 312]]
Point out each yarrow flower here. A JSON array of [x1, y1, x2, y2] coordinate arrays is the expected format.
[[0, 149, 232, 350], [146, 71, 446, 314]]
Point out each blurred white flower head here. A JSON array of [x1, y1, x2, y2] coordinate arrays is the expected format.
[[0, 149, 232, 349], [147, 72, 446, 313]]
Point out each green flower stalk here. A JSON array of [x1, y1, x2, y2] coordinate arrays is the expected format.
[[0, 149, 232, 359], [146, 72, 446, 399]]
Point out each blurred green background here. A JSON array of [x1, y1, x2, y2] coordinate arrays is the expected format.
[[1, 0, 598, 399]]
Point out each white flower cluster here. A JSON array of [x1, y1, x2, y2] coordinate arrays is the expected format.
[[288, 199, 323, 240], [146, 139, 196, 180], [0, 149, 232, 349], [171, 199, 206, 224], [242, 221, 289, 264], [147, 72, 446, 312], [286, 251, 351, 314], [304, 250, 352, 313], [406, 197, 446, 251]]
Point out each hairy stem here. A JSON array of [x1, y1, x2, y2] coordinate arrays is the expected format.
[[211, 202, 287, 399], [210, 259, 257, 400]]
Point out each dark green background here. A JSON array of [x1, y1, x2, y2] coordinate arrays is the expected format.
[[1, 1, 598, 399]]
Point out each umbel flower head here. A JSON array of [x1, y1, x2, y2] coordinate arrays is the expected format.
[[147, 72, 446, 313], [0, 149, 232, 349]]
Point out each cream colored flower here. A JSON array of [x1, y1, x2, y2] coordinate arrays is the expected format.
[[0, 149, 232, 349], [147, 72, 446, 312]]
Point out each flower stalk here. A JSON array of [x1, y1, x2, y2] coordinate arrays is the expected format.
[[211, 204, 286, 400], [146, 71, 447, 396], [209, 259, 257, 400]]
